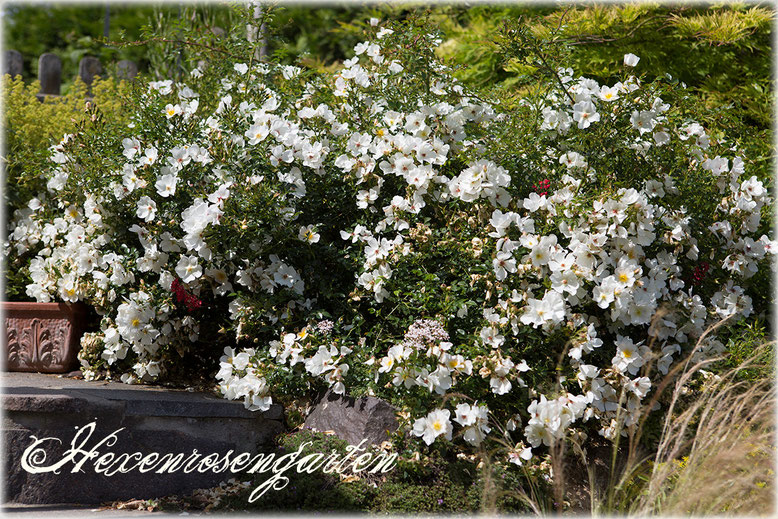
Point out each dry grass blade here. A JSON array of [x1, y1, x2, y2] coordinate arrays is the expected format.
[[634, 342, 775, 516], [502, 323, 775, 517]]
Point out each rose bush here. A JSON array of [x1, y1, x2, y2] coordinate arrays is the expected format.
[[7, 15, 773, 470]]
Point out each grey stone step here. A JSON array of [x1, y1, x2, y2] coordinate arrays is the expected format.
[[1, 504, 159, 516], [2, 372, 285, 505]]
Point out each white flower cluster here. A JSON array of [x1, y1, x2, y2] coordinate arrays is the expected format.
[[8, 17, 772, 471], [411, 402, 492, 446], [321, 45, 772, 454], [525, 394, 588, 448], [216, 326, 353, 407], [216, 347, 272, 411], [378, 319, 467, 395], [11, 55, 342, 379]]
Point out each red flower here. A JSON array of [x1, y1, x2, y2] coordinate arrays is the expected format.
[[171, 278, 202, 312], [533, 178, 551, 197], [691, 262, 710, 286]]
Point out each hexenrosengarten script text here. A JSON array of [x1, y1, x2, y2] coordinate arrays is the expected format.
[[20, 422, 397, 501]]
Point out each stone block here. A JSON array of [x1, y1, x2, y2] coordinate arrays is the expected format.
[[78, 56, 102, 86], [4, 50, 23, 78], [116, 60, 138, 81], [304, 389, 398, 446], [2, 372, 285, 504], [38, 53, 61, 96]]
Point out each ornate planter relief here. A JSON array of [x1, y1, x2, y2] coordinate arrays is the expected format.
[[3, 302, 87, 372]]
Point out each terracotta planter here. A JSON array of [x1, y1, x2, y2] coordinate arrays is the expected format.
[[3, 302, 88, 373]]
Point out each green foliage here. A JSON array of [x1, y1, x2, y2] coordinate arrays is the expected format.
[[268, 4, 374, 68], [435, 4, 774, 131], [138, 3, 238, 82], [723, 319, 773, 381], [2, 74, 131, 205], [4, 3, 772, 130], [2, 73, 130, 300], [2, 5, 158, 90], [669, 6, 772, 44]]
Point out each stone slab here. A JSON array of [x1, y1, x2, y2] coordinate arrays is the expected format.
[[38, 53, 61, 96], [4, 49, 23, 78], [78, 56, 102, 86], [2, 372, 285, 505], [2, 372, 282, 420], [116, 60, 138, 81], [1, 504, 156, 516]]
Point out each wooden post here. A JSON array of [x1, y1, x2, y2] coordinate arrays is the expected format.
[[38, 53, 62, 98], [103, 4, 110, 40], [247, 1, 267, 60], [257, 4, 267, 59], [3, 49, 23, 78]]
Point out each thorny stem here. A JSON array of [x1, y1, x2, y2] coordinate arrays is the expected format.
[[566, 15, 663, 45], [553, 6, 573, 35], [104, 37, 244, 61], [527, 36, 575, 105]]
